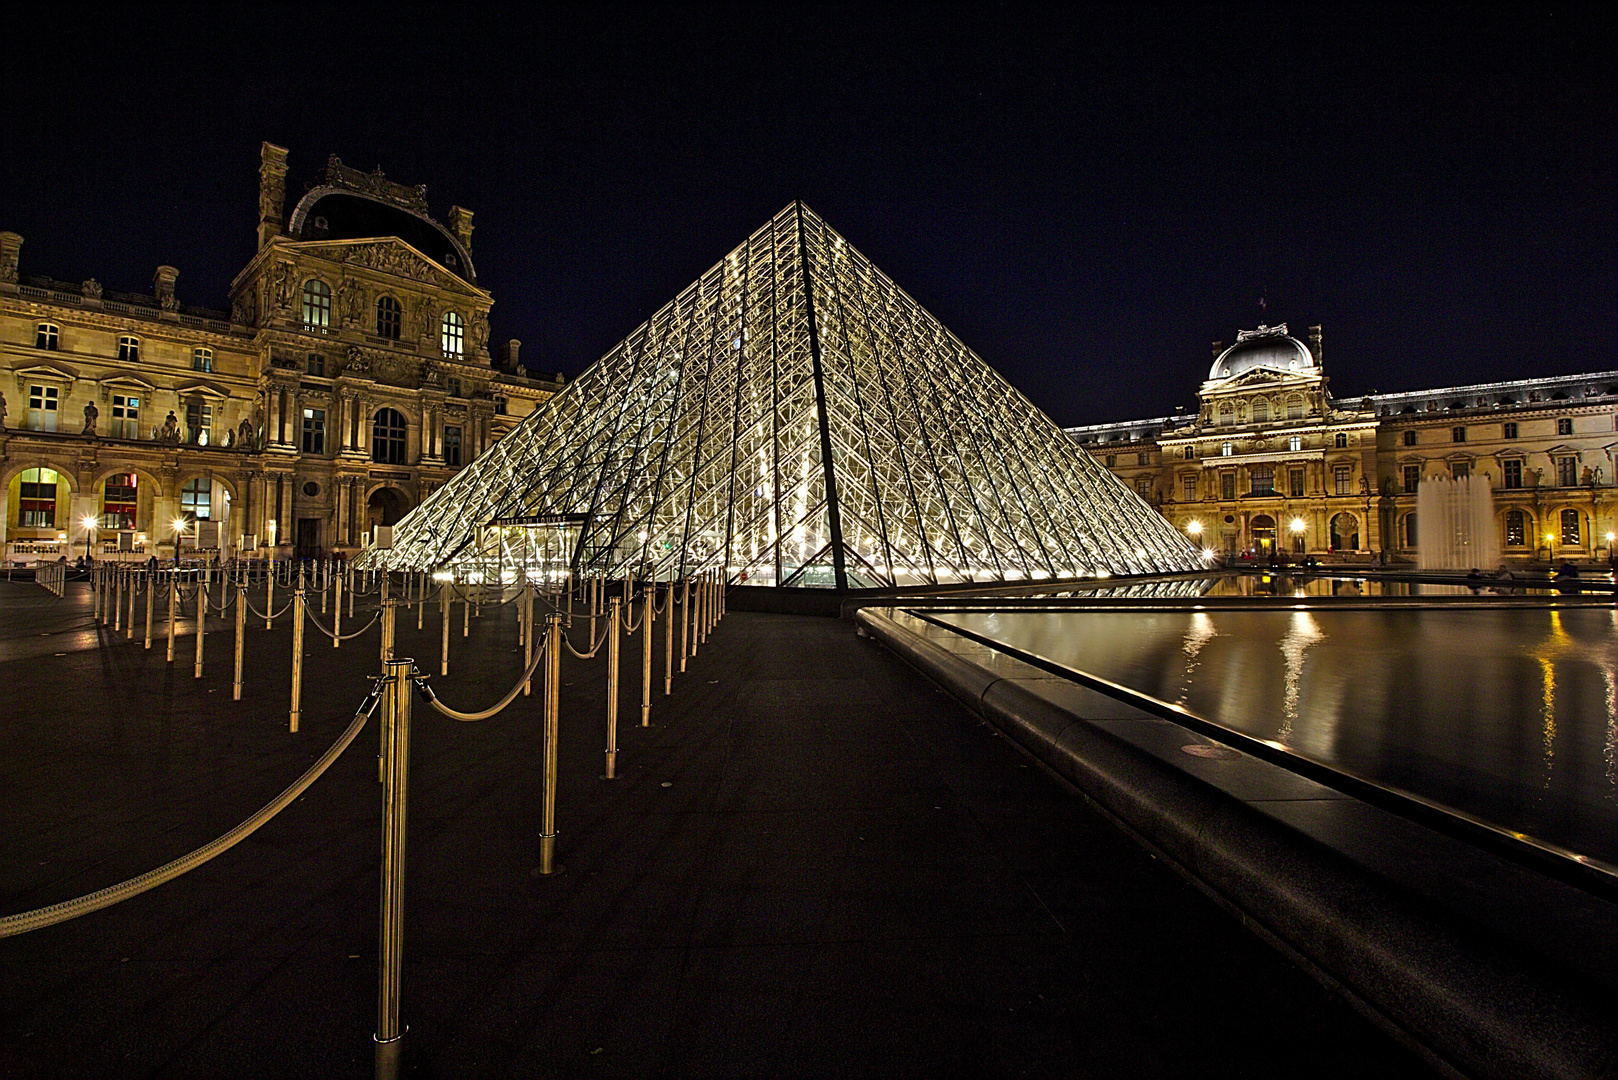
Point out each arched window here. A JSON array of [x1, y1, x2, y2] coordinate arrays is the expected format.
[[181, 477, 211, 520], [103, 472, 138, 529], [376, 296, 402, 339], [35, 323, 59, 350], [302, 279, 332, 329], [1560, 508, 1580, 545], [372, 408, 407, 464], [191, 347, 213, 372], [18, 468, 60, 527], [117, 335, 140, 363], [1504, 510, 1526, 547], [1330, 513, 1359, 551], [1335, 432, 1348, 448], [441, 311, 465, 356]]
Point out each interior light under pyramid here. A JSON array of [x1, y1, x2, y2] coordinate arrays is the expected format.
[[367, 202, 1202, 588]]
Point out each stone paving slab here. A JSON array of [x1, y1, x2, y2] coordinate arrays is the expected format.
[[0, 578, 1433, 1077]]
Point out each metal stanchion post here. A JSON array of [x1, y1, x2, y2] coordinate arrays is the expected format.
[[321, 560, 329, 615], [194, 571, 206, 679], [348, 564, 355, 619], [114, 568, 124, 633], [290, 568, 306, 733], [522, 581, 533, 697], [266, 557, 275, 631], [565, 569, 573, 629], [381, 595, 396, 667], [374, 656, 412, 1080], [604, 597, 620, 779], [127, 569, 137, 640], [641, 584, 653, 725], [333, 569, 344, 648], [417, 572, 425, 631], [697, 570, 707, 648], [539, 613, 562, 875], [93, 565, 102, 623], [664, 581, 674, 695], [679, 578, 690, 672], [462, 579, 470, 638], [440, 580, 450, 676], [233, 580, 246, 700], [166, 572, 177, 663], [144, 568, 154, 649]]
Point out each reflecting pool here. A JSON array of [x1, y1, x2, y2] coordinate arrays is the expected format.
[[927, 605, 1618, 868]]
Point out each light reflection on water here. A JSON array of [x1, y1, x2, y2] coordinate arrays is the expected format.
[[932, 606, 1618, 866]]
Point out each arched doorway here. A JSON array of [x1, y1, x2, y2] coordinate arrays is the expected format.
[[1250, 514, 1276, 554], [1330, 512, 1359, 552], [366, 486, 413, 541]]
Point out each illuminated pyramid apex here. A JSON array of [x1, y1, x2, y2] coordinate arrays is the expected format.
[[370, 202, 1200, 587]]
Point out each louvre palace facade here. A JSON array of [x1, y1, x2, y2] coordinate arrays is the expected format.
[[1065, 323, 1618, 565], [0, 143, 561, 562]]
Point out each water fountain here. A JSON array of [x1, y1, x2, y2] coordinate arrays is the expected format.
[[1416, 474, 1499, 570]]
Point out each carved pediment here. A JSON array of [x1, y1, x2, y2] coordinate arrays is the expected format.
[[314, 238, 475, 294]]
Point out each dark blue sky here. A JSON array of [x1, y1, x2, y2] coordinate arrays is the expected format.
[[2, 4, 1611, 426]]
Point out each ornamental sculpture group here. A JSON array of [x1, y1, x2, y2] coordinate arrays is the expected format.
[[0, 393, 260, 450]]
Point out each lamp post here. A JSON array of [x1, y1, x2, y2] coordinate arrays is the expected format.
[[81, 515, 97, 562], [174, 517, 190, 563], [1290, 516, 1307, 556]]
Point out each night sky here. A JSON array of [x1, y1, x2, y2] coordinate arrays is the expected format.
[[2, 5, 1611, 427]]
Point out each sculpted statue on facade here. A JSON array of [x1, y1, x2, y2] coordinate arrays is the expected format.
[[344, 344, 372, 375], [239, 417, 257, 450], [159, 411, 181, 443], [0, 246, 16, 284], [82, 278, 102, 299], [0, 390, 8, 429], [340, 277, 364, 324], [82, 401, 99, 435], [273, 263, 294, 309]]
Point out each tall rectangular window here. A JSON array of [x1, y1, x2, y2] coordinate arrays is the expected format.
[[186, 401, 212, 445], [28, 384, 58, 431], [443, 424, 463, 467], [181, 477, 210, 520], [1560, 508, 1580, 545], [1335, 466, 1352, 495], [1505, 510, 1525, 547], [1556, 417, 1573, 436], [1288, 435, 1302, 452], [111, 394, 140, 439], [1502, 422, 1517, 439], [19, 468, 59, 527], [191, 347, 213, 372], [1402, 429, 1417, 446], [1503, 460, 1522, 489], [1451, 462, 1470, 479], [1220, 473, 1235, 500], [1289, 468, 1305, 497], [35, 323, 59, 350], [1182, 475, 1197, 502], [1403, 465, 1420, 493], [302, 280, 331, 329], [1451, 426, 1466, 443], [302, 408, 326, 455], [117, 335, 140, 362], [1134, 478, 1151, 498], [1557, 456, 1577, 486], [1182, 446, 1194, 460], [1250, 465, 1274, 495], [103, 473, 137, 529]]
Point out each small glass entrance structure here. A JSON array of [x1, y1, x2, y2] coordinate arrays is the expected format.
[[364, 203, 1201, 587]]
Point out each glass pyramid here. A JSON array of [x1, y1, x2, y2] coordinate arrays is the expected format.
[[369, 203, 1202, 588]]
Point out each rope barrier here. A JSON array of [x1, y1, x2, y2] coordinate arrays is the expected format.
[[303, 602, 382, 642], [413, 638, 547, 722], [563, 617, 611, 660], [245, 595, 297, 621], [0, 680, 386, 938]]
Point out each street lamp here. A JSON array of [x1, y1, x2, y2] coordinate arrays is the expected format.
[[81, 515, 98, 562], [1186, 520, 1202, 537], [173, 517, 190, 562]]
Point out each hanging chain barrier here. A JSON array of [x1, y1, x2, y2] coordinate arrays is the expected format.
[[303, 602, 383, 642], [0, 675, 386, 939]]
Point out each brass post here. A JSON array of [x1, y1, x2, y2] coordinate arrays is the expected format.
[[93, 564, 102, 623], [348, 564, 355, 619], [538, 613, 562, 875], [697, 570, 707, 648], [266, 556, 275, 630], [416, 571, 425, 631], [462, 577, 470, 638], [166, 572, 177, 663], [604, 597, 620, 779], [127, 568, 137, 639], [374, 656, 412, 1080], [233, 581, 246, 700], [381, 594, 396, 668], [664, 581, 674, 694], [679, 578, 690, 672], [321, 559, 328, 614], [144, 568, 154, 649], [114, 568, 123, 632], [641, 583, 653, 725], [333, 568, 344, 649], [439, 580, 450, 677], [193, 571, 206, 679], [522, 580, 533, 697], [290, 567, 305, 733]]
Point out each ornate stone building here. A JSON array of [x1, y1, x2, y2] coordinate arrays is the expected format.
[[0, 143, 562, 562], [1066, 323, 1618, 565]]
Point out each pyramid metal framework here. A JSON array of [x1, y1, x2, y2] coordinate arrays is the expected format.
[[368, 203, 1201, 588]]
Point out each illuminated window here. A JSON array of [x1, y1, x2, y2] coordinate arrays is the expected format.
[[1503, 459, 1522, 489], [117, 335, 140, 363], [302, 279, 332, 329], [35, 323, 59, 350], [27, 384, 58, 431], [111, 394, 140, 439], [185, 401, 212, 445], [376, 296, 401, 339], [1501, 422, 1517, 439], [1288, 435, 1302, 452], [1505, 510, 1526, 547], [1403, 464, 1420, 493], [1289, 468, 1305, 497], [1560, 508, 1580, 545], [441, 311, 465, 356], [1250, 465, 1274, 496], [1556, 417, 1572, 436], [191, 347, 213, 373], [1402, 430, 1417, 446], [1334, 466, 1352, 495], [19, 468, 60, 527], [373, 408, 407, 464], [103, 473, 138, 529], [444, 424, 463, 467], [302, 408, 326, 455], [180, 476, 210, 520], [1557, 456, 1577, 486], [1220, 442, 1233, 456]]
